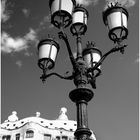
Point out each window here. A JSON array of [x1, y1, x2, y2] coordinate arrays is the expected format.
[[26, 130, 34, 138], [44, 134, 51, 140], [2, 135, 11, 140], [62, 136, 68, 140], [56, 136, 60, 140], [2, 136, 6, 140], [16, 134, 20, 140]]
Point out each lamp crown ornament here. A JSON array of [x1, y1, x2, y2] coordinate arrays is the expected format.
[[107, 1, 122, 8], [76, 4, 84, 7], [86, 41, 96, 48]]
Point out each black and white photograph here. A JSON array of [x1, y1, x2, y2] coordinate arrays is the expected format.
[[1, 0, 139, 140]]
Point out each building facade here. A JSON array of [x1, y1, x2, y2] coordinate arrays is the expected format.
[[0, 108, 96, 140]]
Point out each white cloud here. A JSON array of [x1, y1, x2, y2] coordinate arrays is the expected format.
[[120, 0, 136, 7], [105, 0, 136, 8], [1, 0, 10, 23], [1, 32, 26, 53], [1, 28, 38, 54], [135, 54, 139, 63], [15, 60, 23, 68], [22, 8, 30, 17], [38, 15, 54, 30], [76, 0, 99, 6], [39, 15, 50, 26], [135, 58, 139, 63], [25, 28, 37, 41], [24, 51, 33, 57]]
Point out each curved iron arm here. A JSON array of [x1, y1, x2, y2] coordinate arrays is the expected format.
[[58, 31, 78, 71], [40, 72, 74, 82], [88, 43, 127, 73]]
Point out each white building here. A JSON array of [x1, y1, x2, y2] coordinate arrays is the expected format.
[[0, 108, 96, 140]]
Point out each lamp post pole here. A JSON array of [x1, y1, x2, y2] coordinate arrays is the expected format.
[[37, 1, 129, 140], [76, 35, 82, 59], [70, 34, 93, 140]]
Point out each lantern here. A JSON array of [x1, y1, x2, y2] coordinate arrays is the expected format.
[[83, 42, 102, 76], [70, 6, 88, 36], [103, 5, 128, 42], [38, 38, 60, 70], [49, 0, 76, 28]]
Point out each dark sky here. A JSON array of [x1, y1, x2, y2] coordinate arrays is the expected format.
[[1, 0, 139, 140]]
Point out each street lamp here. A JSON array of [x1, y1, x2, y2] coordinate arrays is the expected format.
[[38, 38, 60, 82], [49, 0, 76, 28], [82, 42, 102, 88], [103, 2, 129, 43], [70, 6, 88, 36], [37, 1, 129, 140]]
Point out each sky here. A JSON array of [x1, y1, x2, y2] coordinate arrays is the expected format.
[[1, 0, 139, 140]]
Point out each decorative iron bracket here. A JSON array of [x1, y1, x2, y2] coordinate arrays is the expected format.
[[58, 31, 79, 71], [88, 43, 128, 74], [40, 72, 74, 83]]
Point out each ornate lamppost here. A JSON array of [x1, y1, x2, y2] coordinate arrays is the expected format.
[[37, 1, 129, 140]]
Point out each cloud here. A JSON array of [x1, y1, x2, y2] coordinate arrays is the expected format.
[[25, 28, 37, 41], [135, 54, 139, 63], [1, 32, 27, 53], [15, 60, 23, 68], [1, 0, 10, 23], [105, 0, 136, 8], [75, 0, 99, 6], [1, 28, 38, 54], [135, 58, 139, 63], [1, 12, 54, 55], [39, 15, 50, 25], [24, 51, 33, 57], [22, 8, 30, 17], [38, 15, 54, 30]]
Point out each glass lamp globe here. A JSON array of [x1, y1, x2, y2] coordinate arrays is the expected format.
[[83, 43, 102, 76], [70, 6, 88, 36], [103, 5, 129, 42], [38, 38, 60, 70], [49, 0, 76, 28]]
